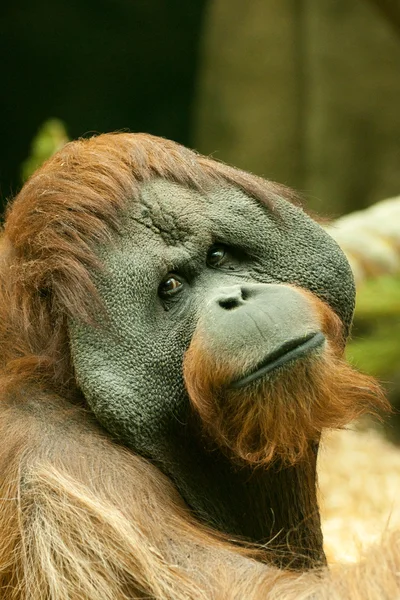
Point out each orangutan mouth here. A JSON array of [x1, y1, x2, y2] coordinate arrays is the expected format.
[[231, 332, 326, 389]]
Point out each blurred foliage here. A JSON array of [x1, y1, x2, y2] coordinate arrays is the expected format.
[[21, 119, 69, 182], [347, 275, 400, 379], [353, 276, 400, 319]]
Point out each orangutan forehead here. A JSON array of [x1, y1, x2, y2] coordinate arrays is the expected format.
[[122, 178, 260, 247]]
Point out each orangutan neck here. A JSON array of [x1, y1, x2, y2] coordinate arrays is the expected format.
[[158, 430, 325, 570]]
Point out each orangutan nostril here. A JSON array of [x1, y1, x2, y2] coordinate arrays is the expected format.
[[218, 297, 240, 310]]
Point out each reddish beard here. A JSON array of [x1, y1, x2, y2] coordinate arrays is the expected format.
[[183, 291, 389, 467]]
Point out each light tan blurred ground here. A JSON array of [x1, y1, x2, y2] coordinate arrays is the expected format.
[[319, 426, 400, 564]]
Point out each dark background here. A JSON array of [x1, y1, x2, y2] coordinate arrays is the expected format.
[[2, 0, 400, 215], [0, 0, 207, 202]]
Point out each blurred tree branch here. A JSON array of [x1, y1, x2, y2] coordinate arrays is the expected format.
[[325, 196, 400, 285], [368, 0, 400, 36]]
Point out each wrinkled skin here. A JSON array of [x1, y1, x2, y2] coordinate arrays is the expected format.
[[70, 179, 354, 566]]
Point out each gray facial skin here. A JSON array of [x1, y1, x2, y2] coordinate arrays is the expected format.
[[69, 179, 354, 568]]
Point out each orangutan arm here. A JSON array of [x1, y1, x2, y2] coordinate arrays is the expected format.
[[0, 391, 399, 600]]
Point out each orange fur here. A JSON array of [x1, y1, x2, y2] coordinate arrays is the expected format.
[[1, 392, 400, 600]]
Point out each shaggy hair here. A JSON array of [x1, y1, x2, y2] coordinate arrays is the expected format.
[[0, 133, 396, 599], [1, 395, 399, 600]]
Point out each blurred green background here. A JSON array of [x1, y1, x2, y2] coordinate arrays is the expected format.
[[1, 0, 399, 427]]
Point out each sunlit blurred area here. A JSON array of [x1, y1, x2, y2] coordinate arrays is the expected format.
[[1, 0, 400, 565]]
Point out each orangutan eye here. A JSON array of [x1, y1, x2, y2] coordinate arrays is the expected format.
[[158, 275, 183, 298], [207, 245, 228, 267]]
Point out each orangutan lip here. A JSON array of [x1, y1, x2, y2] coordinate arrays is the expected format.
[[231, 332, 326, 389]]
